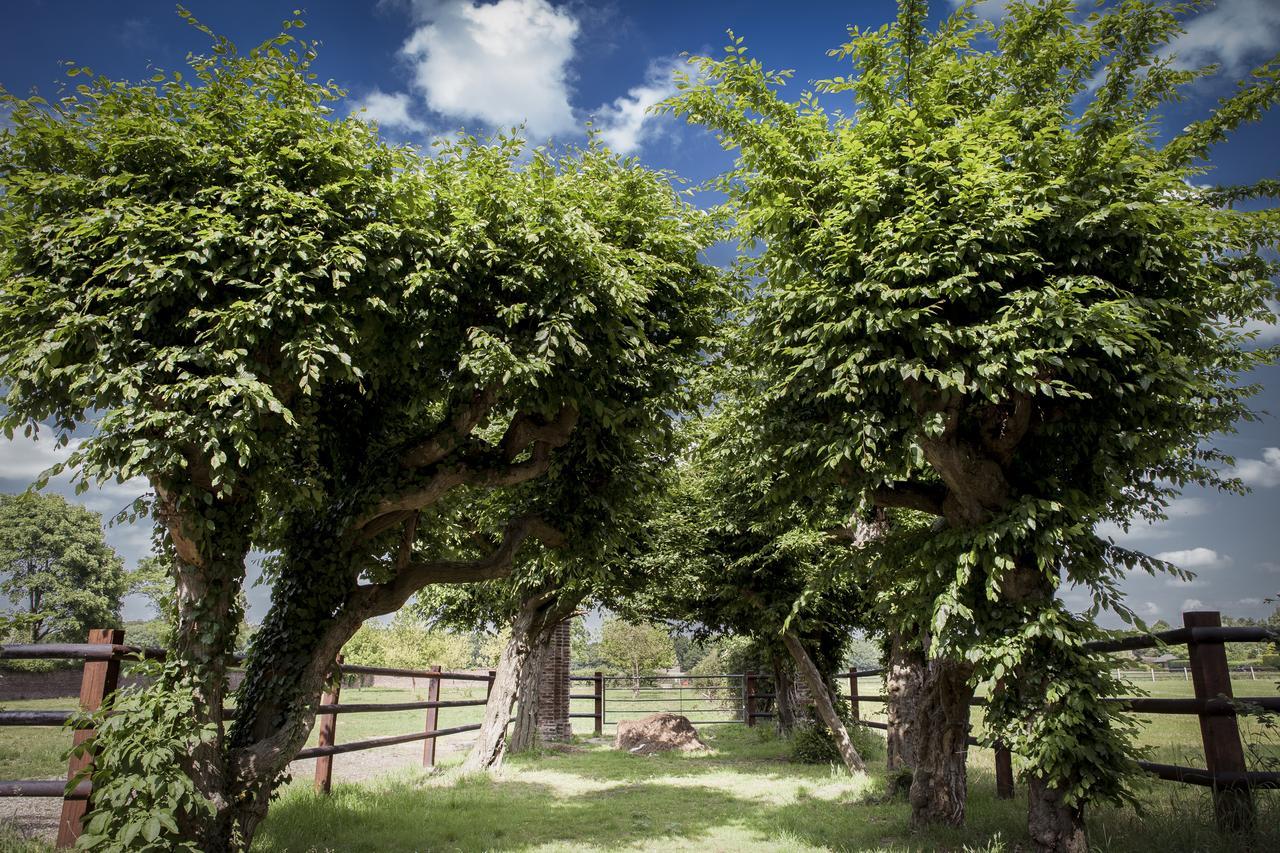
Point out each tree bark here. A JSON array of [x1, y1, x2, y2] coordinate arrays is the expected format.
[[508, 636, 550, 752], [781, 630, 865, 774], [463, 586, 578, 772], [908, 654, 975, 828], [886, 629, 925, 772], [1027, 776, 1087, 853], [769, 649, 798, 734]]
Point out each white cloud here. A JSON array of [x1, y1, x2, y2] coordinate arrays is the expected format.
[[592, 59, 681, 155], [1163, 0, 1280, 74], [351, 89, 427, 133], [0, 433, 149, 521], [1239, 597, 1262, 606], [1096, 495, 1211, 543], [1230, 447, 1280, 488], [1262, 561, 1280, 574], [1181, 598, 1206, 611], [1165, 576, 1207, 588], [1138, 601, 1161, 618], [1154, 547, 1234, 571], [946, 0, 1009, 22], [399, 0, 580, 137]]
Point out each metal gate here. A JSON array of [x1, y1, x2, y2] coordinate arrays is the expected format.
[[601, 674, 747, 726]]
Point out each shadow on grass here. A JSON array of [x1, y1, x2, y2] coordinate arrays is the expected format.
[[254, 775, 769, 852], [252, 728, 1280, 853]]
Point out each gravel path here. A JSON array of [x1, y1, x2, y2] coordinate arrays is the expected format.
[[0, 733, 479, 846]]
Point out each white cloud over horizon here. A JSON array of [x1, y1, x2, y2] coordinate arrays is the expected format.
[[591, 59, 681, 155], [1095, 495, 1211, 544], [359, 0, 675, 155], [1231, 447, 1280, 488], [399, 0, 580, 138], [350, 89, 428, 133], [1163, 0, 1280, 75], [1154, 547, 1234, 571]]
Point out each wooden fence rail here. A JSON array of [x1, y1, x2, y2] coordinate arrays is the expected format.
[[0, 629, 496, 847]]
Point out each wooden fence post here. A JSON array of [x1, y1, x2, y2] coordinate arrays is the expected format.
[[314, 654, 342, 795], [422, 665, 442, 768], [486, 668, 496, 700], [745, 672, 757, 726], [1185, 610, 1254, 832], [593, 670, 604, 736], [56, 628, 124, 848], [995, 742, 1015, 799], [848, 668, 860, 720]]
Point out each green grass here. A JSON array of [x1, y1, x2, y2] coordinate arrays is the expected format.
[[0, 697, 78, 781], [252, 724, 1280, 853]]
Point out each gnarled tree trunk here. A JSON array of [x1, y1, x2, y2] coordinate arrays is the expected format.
[[886, 629, 925, 772], [907, 653, 974, 828], [464, 586, 579, 772], [781, 630, 865, 774], [508, 634, 550, 752], [1028, 776, 1087, 852]]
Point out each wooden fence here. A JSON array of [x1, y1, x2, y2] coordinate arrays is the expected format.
[[0, 629, 496, 847], [848, 610, 1280, 833]]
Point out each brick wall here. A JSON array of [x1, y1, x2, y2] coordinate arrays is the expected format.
[[536, 618, 572, 741]]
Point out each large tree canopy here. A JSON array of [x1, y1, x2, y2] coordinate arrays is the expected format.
[[663, 0, 1278, 849], [0, 492, 127, 643], [0, 13, 725, 850]]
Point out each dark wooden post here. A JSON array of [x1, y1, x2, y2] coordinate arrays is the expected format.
[[1185, 610, 1253, 832], [422, 665, 442, 768], [848, 668, 860, 720], [994, 742, 1014, 799], [57, 628, 124, 848], [745, 672, 757, 727], [486, 668, 497, 700], [593, 670, 604, 736], [314, 654, 343, 795]]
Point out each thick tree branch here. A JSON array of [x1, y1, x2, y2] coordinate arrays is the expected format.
[[979, 392, 1033, 464], [400, 386, 502, 469], [356, 405, 578, 537], [870, 481, 948, 516], [350, 515, 567, 620]]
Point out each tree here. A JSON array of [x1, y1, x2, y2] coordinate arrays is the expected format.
[[664, 1, 1278, 848], [0, 13, 724, 849], [0, 492, 127, 643], [599, 618, 676, 692]]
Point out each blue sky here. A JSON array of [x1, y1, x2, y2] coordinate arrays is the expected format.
[[1, 0, 1278, 628]]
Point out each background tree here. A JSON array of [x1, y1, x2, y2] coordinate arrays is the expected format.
[[0, 12, 723, 849], [0, 492, 127, 643], [664, 1, 1278, 848], [599, 618, 677, 693]]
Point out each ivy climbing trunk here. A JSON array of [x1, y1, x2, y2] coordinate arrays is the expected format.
[[886, 629, 925, 772], [907, 654, 974, 828], [781, 630, 865, 774], [153, 484, 257, 846]]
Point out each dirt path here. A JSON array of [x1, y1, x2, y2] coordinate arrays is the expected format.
[[0, 733, 479, 846]]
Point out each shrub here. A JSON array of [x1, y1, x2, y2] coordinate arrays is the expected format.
[[788, 698, 883, 764]]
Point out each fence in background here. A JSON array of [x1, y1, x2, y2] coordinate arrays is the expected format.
[[0, 629, 497, 847], [849, 610, 1280, 833], [570, 673, 750, 730]]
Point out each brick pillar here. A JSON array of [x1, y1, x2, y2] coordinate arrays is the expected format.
[[536, 617, 573, 741]]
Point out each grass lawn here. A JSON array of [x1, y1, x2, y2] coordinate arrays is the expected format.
[[252, 724, 1280, 853], [0, 697, 80, 781], [4, 675, 1277, 851]]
